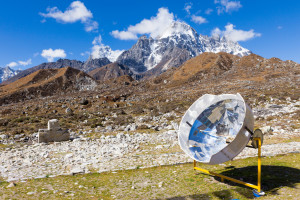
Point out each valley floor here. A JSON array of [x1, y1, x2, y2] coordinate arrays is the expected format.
[[0, 153, 299, 200], [0, 130, 300, 183]]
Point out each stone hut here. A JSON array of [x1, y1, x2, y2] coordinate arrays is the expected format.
[[38, 119, 69, 143]]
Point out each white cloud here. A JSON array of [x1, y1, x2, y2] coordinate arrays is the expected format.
[[184, 3, 193, 15], [40, 1, 98, 32], [41, 48, 66, 62], [212, 27, 222, 38], [111, 7, 174, 40], [7, 62, 18, 68], [7, 58, 32, 68], [205, 8, 213, 15], [92, 35, 102, 45], [277, 26, 283, 30], [111, 30, 138, 40], [84, 20, 99, 32], [212, 24, 261, 42], [191, 15, 208, 24], [18, 59, 32, 66], [215, 0, 242, 14]]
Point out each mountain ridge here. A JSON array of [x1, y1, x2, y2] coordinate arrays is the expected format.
[[117, 21, 251, 74], [0, 67, 97, 105]]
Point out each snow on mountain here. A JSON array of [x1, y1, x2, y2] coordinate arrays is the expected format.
[[117, 21, 251, 73], [91, 43, 124, 62], [0, 66, 20, 83]]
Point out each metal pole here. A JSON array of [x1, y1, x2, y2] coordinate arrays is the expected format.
[[258, 138, 261, 193]]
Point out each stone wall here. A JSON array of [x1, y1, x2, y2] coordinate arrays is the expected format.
[[38, 119, 69, 143]]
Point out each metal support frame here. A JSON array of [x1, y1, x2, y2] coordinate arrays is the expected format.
[[193, 137, 262, 193]]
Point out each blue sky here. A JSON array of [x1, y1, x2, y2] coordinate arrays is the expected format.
[[1, 0, 300, 70]]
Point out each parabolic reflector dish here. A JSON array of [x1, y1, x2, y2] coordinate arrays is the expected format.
[[178, 93, 254, 165]]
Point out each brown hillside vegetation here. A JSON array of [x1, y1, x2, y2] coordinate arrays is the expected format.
[[171, 52, 238, 81], [0, 67, 97, 105], [149, 52, 299, 88]]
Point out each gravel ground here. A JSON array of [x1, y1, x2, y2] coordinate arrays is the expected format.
[[1, 130, 299, 182]]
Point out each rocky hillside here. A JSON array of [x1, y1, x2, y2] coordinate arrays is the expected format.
[[0, 67, 97, 105], [117, 21, 251, 74], [88, 62, 133, 81], [3, 58, 110, 85], [151, 52, 299, 92], [81, 57, 111, 72]]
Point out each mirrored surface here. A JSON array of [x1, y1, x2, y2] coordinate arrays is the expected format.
[[187, 99, 245, 162]]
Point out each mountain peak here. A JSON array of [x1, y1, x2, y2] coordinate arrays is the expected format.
[[91, 44, 124, 62], [158, 20, 198, 40], [0, 66, 19, 83]]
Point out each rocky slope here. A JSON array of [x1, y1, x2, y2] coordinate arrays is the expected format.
[[0, 67, 97, 105], [2, 59, 84, 84], [151, 52, 299, 89], [117, 21, 251, 74], [81, 57, 111, 72], [3, 58, 110, 85], [88, 62, 134, 81]]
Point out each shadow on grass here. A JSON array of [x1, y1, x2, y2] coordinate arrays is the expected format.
[[155, 165, 300, 200], [217, 165, 300, 196], [155, 188, 250, 200]]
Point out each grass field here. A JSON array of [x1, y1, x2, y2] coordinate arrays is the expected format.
[[0, 153, 299, 200]]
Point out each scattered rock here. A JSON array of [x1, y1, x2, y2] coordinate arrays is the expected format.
[[0, 134, 7, 140], [79, 99, 89, 105], [27, 192, 35, 195], [158, 181, 164, 188], [71, 167, 84, 175], [7, 182, 16, 188], [65, 108, 73, 114]]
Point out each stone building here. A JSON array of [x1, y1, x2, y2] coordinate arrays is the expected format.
[[38, 119, 69, 143]]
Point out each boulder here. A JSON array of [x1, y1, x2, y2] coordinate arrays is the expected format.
[[65, 107, 73, 114]]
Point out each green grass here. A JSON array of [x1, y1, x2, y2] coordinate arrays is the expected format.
[[0, 153, 299, 199]]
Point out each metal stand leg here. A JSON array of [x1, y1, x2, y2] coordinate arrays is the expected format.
[[193, 137, 265, 197], [253, 138, 265, 197]]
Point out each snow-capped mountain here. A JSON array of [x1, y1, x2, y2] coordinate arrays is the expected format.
[[0, 66, 20, 83], [91, 43, 124, 62], [117, 21, 251, 73]]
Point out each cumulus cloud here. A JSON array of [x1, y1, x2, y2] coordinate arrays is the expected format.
[[41, 48, 66, 62], [111, 7, 174, 40], [215, 0, 242, 14], [7, 62, 18, 68], [212, 24, 261, 42], [184, 3, 193, 15], [191, 15, 208, 24], [7, 59, 32, 68], [18, 59, 32, 66], [40, 1, 98, 32]]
